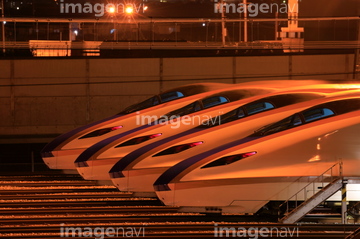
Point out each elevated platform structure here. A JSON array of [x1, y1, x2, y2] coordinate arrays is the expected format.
[[0, 16, 359, 57], [279, 163, 360, 224]]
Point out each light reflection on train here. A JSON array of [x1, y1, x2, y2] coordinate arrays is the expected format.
[[108, 88, 360, 195], [40, 83, 234, 170], [41, 80, 313, 170], [74, 87, 278, 180], [40, 80, 360, 216], [154, 95, 360, 214]]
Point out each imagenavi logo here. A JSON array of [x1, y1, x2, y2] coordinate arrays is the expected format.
[[214, 0, 299, 17], [214, 223, 299, 238], [60, 223, 146, 238], [59, 0, 147, 17]]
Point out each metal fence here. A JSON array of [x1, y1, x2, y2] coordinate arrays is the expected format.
[[0, 17, 359, 55]]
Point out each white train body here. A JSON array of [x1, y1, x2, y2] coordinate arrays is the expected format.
[[111, 89, 358, 193], [154, 95, 360, 214], [40, 83, 234, 170], [75, 87, 280, 180], [78, 84, 357, 181], [41, 80, 335, 170]]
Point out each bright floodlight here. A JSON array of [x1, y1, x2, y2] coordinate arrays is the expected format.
[[108, 6, 116, 13], [125, 6, 134, 14]]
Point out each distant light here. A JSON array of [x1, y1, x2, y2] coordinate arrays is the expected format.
[[308, 155, 320, 162], [3, 21, 6, 25], [202, 23, 206, 27], [108, 6, 116, 13], [74, 30, 78, 36], [143, 6, 148, 11], [125, 6, 134, 14], [16, 7, 20, 10]]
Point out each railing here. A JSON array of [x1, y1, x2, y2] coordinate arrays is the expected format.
[[278, 161, 343, 218], [1, 17, 359, 46], [1, 17, 358, 57]]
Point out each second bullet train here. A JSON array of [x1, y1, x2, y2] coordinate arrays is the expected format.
[[76, 82, 354, 181], [40, 83, 233, 170], [74, 86, 278, 180], [109, 87, 360, 194], [154, 92, 360, 214], [41, 80, 317, 170]]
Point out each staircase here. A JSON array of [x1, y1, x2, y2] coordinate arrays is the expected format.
[[279, 162, 343, 224]]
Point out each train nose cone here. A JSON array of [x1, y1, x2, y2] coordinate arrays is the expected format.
[[41, 151, 56, 168], [41, 149, 85, 170]]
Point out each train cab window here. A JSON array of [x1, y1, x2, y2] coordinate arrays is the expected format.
[[202, 96, 229, 109], [160, 91, 185, 103], [292, 114, 302, 126], [176, 101, 202, 116], [122, 95, 160, 114], [302, 108, 335, 123], [237, 108, 246, 118], [121, 91, 184, 114], [161, 101, 202, 120], [253, 114, 302, 136], [201, 107, 245, 127], [246, 102, 275, 115]]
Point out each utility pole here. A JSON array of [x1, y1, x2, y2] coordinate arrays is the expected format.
[[275, 11, 279, 40], [354, 20, 360, 80], [1, 0, 5, 54], [220, 0, 226, 47], [243, 0, 247, 42]]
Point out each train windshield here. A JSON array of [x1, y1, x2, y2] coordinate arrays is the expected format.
[[161, 101, 202, 120], [253, 114, 302, 136], [121, 91, 184, 114], [202, 101, 275, 128], [160, 96, 230, 121], [202, 96, 229, 109], [303, 108, 335, 122], [160, 91, 185, 103], [246, 102, 275, 115], [201, 108, 245, 127], [253, 107, 335, 136]]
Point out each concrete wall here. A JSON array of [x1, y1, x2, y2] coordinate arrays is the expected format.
[[0, 54, 355, 143]]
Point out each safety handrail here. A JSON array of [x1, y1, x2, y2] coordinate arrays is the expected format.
[[278, 161, 342, 219]]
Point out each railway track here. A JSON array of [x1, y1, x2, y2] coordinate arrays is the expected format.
[[0, 173, 359, 238]]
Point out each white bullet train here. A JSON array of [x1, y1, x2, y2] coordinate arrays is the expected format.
[[41, 80, 318, 170], [74, 87, 280, 181], [154, 93, 360, 214], [40, 83, 235, 170], [109, 88, 360, 195]]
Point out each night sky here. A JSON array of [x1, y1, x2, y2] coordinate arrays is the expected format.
[[2, 0, 359, 18]]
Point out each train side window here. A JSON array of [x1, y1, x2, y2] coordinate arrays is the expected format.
[[160, 91, 185, 103], [246, 102, 275, 115], [303, 108, 335, 123], [202, 96, 229, 109]]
